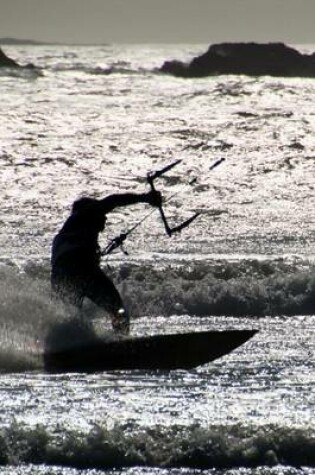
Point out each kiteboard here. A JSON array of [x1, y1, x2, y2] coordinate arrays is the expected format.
[[44, 329, 257, 373]]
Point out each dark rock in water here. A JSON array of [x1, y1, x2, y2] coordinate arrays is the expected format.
[[0, 47, 20, 67], [160, 42, 315, 78], [0, 47, 36, 70]]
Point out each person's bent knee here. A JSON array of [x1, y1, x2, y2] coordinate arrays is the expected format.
[[112, 308, 130, 335]]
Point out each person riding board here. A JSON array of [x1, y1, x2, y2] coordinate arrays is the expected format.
[[51, 189, 162, 334]]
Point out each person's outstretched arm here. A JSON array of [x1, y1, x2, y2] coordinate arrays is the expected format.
[[99, 190, 162, 214]]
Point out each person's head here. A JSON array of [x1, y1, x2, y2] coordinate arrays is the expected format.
[[71, 197, 106, 231], [72, 197, 98, 214]]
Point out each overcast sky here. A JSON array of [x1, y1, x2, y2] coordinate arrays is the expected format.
[[1, 0, 314, 44]]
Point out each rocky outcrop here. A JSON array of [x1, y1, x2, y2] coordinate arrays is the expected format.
[[0, 47, 20, 67], [0, 47, 36, 70], [160, 42, 315, 78]]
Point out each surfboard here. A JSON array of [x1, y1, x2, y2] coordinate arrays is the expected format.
[[44, 329, 257, 373]]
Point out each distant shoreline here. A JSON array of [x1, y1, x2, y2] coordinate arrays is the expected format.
[[0, 37, 52, 45], [1, 37, 314, 49], [0, 37, 112, 46]]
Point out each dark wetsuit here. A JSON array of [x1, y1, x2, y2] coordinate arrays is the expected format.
[[51, 192, 160, 333]]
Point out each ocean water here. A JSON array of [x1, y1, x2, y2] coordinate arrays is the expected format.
[[0, 43, 314, 474]]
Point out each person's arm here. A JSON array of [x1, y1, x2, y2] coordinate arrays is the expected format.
[[99, 190, 162, 214]]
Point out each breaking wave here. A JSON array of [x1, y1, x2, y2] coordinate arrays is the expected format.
[[0, 256, 313, 372], [1, 257, 314, 323], [0, 66, 43, 79], [111, 258, 315, 318], [0, 421, 314, 469], [51, 62, 149, 76]]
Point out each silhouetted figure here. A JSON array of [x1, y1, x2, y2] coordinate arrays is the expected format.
[[51, 190, 162, 334]]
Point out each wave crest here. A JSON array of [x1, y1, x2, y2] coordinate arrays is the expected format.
[[112, 259, 315, 318], [1, 258, 314, 322], [0, 421, 314, 469]]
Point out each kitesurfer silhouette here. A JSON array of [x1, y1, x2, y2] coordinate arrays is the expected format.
[[51, 190, 162, 334]]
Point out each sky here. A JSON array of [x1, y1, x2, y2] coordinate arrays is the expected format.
[[0, 0, 314, 45]]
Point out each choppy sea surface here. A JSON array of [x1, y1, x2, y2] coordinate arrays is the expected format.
[[0, 44, 314, 474]]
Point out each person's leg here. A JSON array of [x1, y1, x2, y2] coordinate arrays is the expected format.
[[51, 270, 85, 309], [85, 269, 130, 334]]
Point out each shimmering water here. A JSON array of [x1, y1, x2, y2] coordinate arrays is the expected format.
[[0, 44, 314, 474]]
